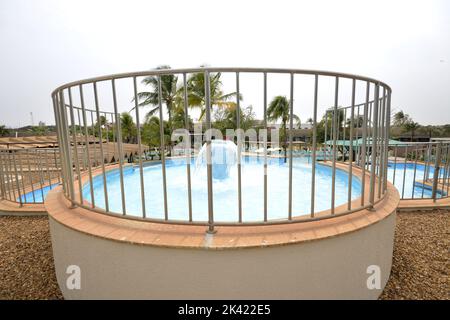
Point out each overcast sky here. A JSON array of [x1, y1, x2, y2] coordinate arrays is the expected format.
[[0, 0, 449, 128]]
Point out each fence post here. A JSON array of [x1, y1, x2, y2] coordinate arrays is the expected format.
[[431, 142, 442, 202]]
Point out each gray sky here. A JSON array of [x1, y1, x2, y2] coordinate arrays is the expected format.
[[0, 0, 449, 127]]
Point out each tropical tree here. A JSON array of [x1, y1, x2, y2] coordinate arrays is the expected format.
[[346, 115, 364, 128], [135, 65, 178, 127], [141, 116, 171, 157], [393, 110, 410, 127], [213, 105, 256, 134], [120, 112, 136, 143], [0, 125, 10, 137], [403, 120, 420, 142], [182, 72, 240, 120], [267, 96, 300, 162], [92, 115, 108, 137], [30, 125, 48, 136]]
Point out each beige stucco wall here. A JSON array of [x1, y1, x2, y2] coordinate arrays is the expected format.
[[49, 210, 396, 300]]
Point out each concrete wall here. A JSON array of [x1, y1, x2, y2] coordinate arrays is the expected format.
[[49, 211, 396, 300]]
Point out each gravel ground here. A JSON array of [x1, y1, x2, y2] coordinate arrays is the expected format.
[[0, 216, 63, 300], [0, 210, 448, 300], [380, 209, 449, 300]]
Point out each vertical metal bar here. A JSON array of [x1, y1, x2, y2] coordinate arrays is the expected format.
[[52, 94, 67, 196], [25, 149, 36, 203], [421, 146, 427, 198], [377, 88, 386, 198], [401, 145, 408, 199], [79, 85, 95, 207], [17, 150, 27, 203], [360, 82, 370, 206], [369, 83, 379, 208], [236, 72, 242, 222], [288, 72, 294, 219], [89, 111, 96, 166], [52, 144, 60, 184], [52, 94, 67, 194], [36, 149, 45, 201], [393, 146, 398, 185], [68, 87, 83, 204], [104, 112, 109, 163], [12, 152, 23, 206], [324, 110, 328, 161], [59, 91, 76, 205], [356, 105, 360, 166], [442, 145, 450, 197], [331, 76, 339, 214], [204, 70, 215, 233], [44, 148, 52, 190], [183, 73, 193, 222], [133, 76, 147, 218], [112, 79, 127, 215], [367, 102, 373, 172], [442, 146, 448, 197], [383, 90, 391, 193], [0, 153, 6, 200], [156, 75, 168, 220], [93, 82, 109, 212], [109, 113, 116, 146], [412, 148, 418, 198], [343, 107, 347, 155], [77, 108, 87, 171], [310, 74, 318, 217], [7, 152, 16, 201], [263, 72, 268, 221], [1, 153, 9, 200], [431, 142, 442, 201], [347, 79, 355, 210]]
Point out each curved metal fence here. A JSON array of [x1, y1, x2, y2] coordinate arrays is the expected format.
[[51, 67, 392, 232], [0, 145, 61, 205]]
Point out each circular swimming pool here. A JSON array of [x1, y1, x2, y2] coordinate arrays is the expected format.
[[82, 156, 362, 222]]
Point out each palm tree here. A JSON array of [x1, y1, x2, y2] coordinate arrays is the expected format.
[[181, 72, 240, 120], [267, 96, 300, 162], [135, 65, 178, 126], [393, 110, 410, 127], [403, 121, 420, 142], [120, 112, 136, 143], [0, 125, 10, 137]]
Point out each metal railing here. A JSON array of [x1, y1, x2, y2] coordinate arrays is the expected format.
[[389, 141, 450, 201], [0, 145, 61, 205], [51, 67, 392, 232]]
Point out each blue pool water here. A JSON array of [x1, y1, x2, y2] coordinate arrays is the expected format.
[[17, 183, 60, 203], [83, 156, 362, 222], [386, 162, 446, 199]]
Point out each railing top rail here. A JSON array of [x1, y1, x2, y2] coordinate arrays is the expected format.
[[51, 67, 392, 96]]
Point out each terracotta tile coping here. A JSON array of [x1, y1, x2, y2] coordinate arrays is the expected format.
[[0, 199, 46, 213], [45, 162, 400, 250]]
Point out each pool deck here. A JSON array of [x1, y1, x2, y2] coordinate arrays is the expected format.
[[0, 199, 46, 216]]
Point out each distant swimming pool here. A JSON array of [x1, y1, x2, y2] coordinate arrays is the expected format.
[[17, 183, 60, 203], [386, 162, 446, 199]]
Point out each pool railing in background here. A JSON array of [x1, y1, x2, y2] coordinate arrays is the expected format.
[[388, 141, 450, 201], [0, 145, 61, 205]]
